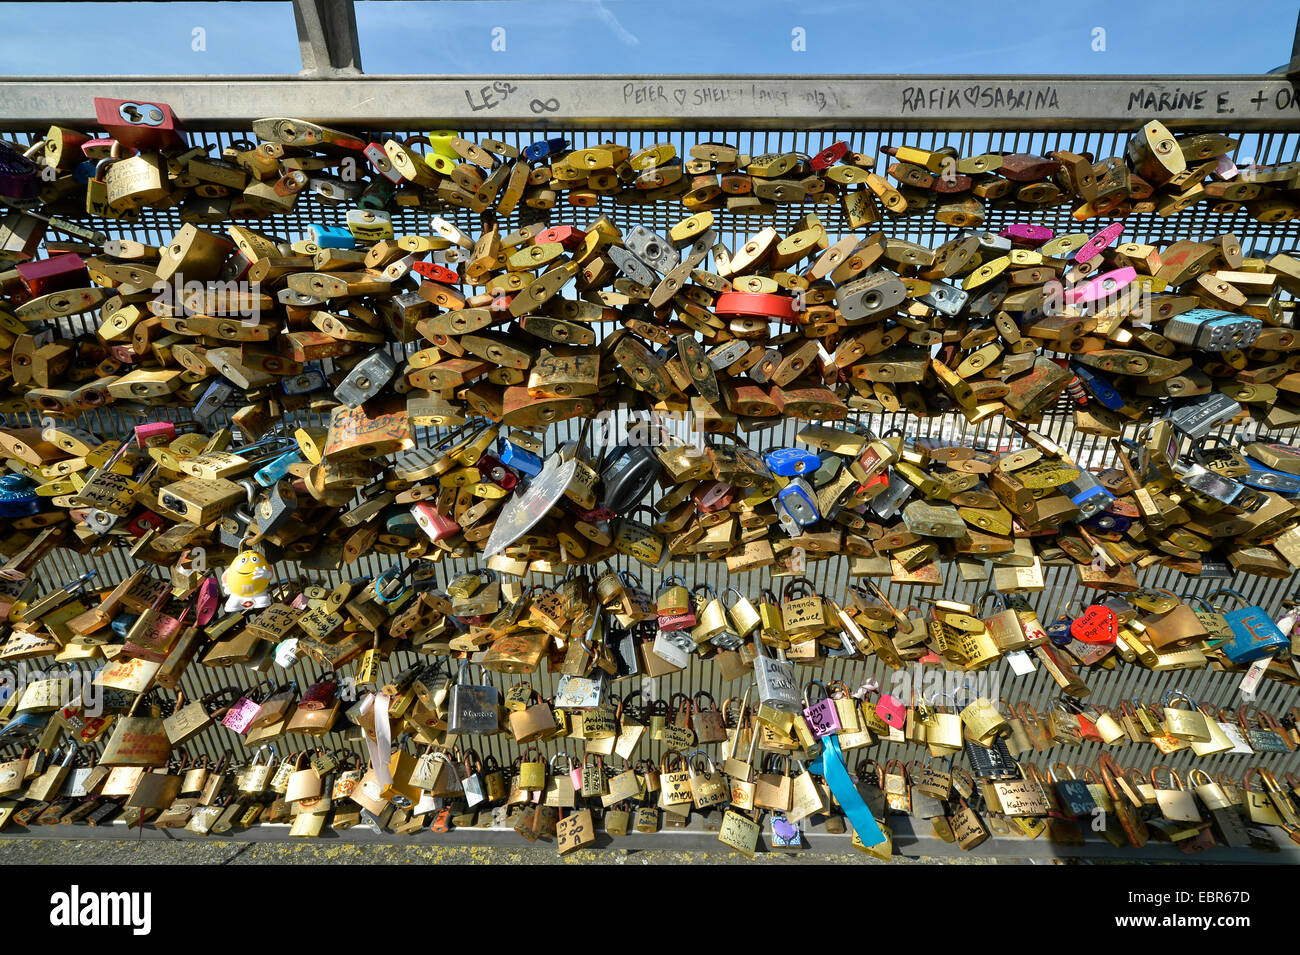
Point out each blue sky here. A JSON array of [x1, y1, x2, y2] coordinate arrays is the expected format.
[[2, 0, 1297, 75]]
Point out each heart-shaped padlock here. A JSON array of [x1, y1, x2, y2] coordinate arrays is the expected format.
[[1070, 605, 1118, 644], [876, 694, 906, 728]]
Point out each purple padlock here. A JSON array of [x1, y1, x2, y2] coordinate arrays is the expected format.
[[1000, 223, 1053, 245], [803, 680, 841, 739], [876, 693, 907, 729], [1073, 221, 1124, 262]]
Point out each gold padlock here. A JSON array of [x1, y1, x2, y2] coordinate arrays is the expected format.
[[725, 587, 761, 637]]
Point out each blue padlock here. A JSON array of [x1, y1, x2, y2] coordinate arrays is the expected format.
[[764, 447, 821, 477], [1059, 471, 1114, 521], [0, 473, 40, 518], [1070, 362, 1124, 410], [777, 478, 819, 526], [1206, 588, 1290, 663], [255, 449, 302, 488], [522, 137, 568, 163], [282, 365, 327, 395], [1081, 510, 1131, 535], [385, 510, 420, 540], [307, 224, 355, 249], [194, 377, 235, 420], [0, 710, 49, 745], [1240, 459, 1300, 494], [112, 613, 139, 639], [498, 438, 542, 477], [1045, 609, 1074, 647]]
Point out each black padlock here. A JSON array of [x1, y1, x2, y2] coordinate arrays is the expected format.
[[601, 442, 660, 514]]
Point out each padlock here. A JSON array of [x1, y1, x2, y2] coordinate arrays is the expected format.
[[1205, 589, 1290, 663], [802, 680, 841, 739], [777, 478, 819, 526], [600, 441, 660, 513], [656, 575, 691, 622], [1164, 307, 1262, 351], [691, 584, 729, 644], [724, 587, 762, 638], [1161, 691, 1211, 743], [334, 350, 398, 407]]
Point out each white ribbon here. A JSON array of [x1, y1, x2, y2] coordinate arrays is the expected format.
[[359, 691, 393, 786]]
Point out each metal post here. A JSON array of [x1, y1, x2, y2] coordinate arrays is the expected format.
[[293, 0, 363, 77]]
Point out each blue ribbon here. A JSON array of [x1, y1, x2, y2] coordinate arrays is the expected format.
[[809, 734, 885, 847]]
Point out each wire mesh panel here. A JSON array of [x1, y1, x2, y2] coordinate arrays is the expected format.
[[6, 118, 1300, 831]]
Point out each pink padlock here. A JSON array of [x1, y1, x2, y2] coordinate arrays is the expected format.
[[1064, 266, 1136, 305], [80, 137, 118, 160], [134, 421, 176, 449], [1213, 155, 1238, 180], [222, 694, 265, 735], [876, 693, 907, 729], [1073, 222, 1124, 263], [1000, 223, 1053, 245], [565, 755, 583, 793], [195, 576, 220, 626]]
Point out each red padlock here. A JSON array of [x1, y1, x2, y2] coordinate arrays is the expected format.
[[363, 142, 403, 183], [1070, 605, 1118, 644], [876, 693, 907, 729], [15, 254, 88, 297], [413, 262, 461, 285], [810, 141, 848, 171], [93, 97, 186, 152], [410, 501, 460, 542], [475, 454, 517, 491]]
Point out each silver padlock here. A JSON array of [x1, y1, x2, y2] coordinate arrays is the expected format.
[[1167, 391, 1243, 440], [777, 478, 819, 526], [870, 468, 914, 519], [918, 280, 969, 316], [193, 379, 230, 420], [308, 176, 363, 203], [707, 340, 750, 370], [607, 245, 657, 287], [960, 228, 1012, 252], [334, 349, 397, 407], [1164, 307, 1262, 351], [1175, 463, 1258, 509], [835, 271, 907, 321], [625, 225, 679, 273]]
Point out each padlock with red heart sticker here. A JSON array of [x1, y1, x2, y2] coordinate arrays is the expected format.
[[1070, 604, 1118, 644], [875, 693, 907, 728]]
